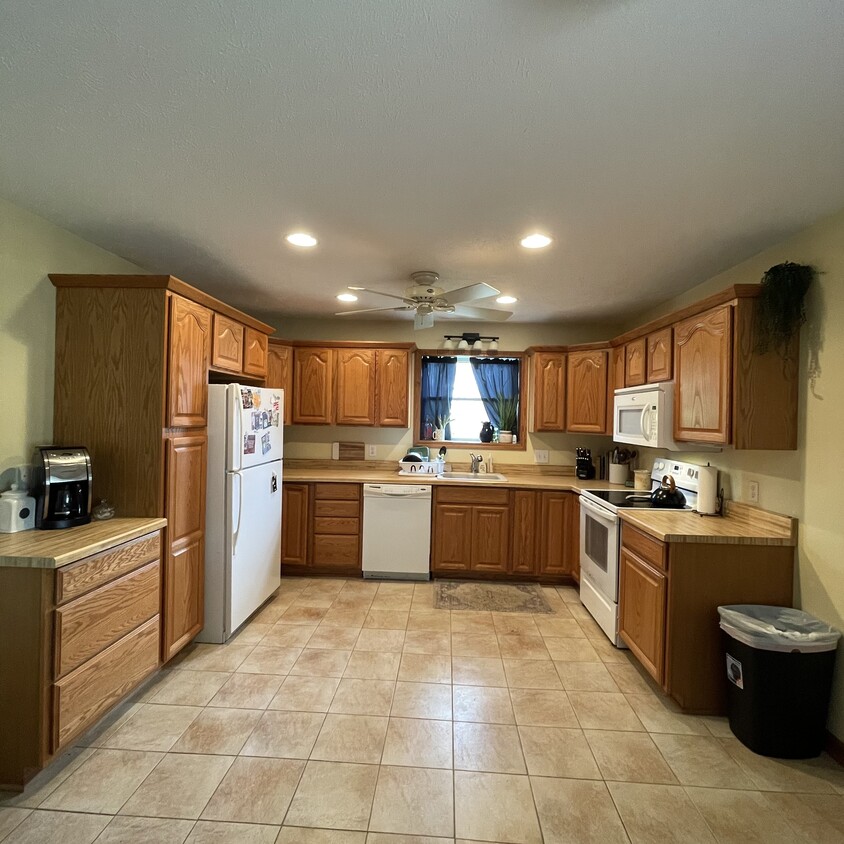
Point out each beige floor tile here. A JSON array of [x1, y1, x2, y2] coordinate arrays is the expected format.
[[407, 611, 452, 632], [185, 820, 279, 843], [502, 659, 562, 690], [277, 829, 366, 843], [605, 662, 657, 694], [268, 674, 341, 712], [252, 603, 288, 624], [281, 605, 329, 624], [519, 727, 600, 779], [208, 673, 283, 709], [232, 620, 274, 643], [762, 792, 844, 843], [449, 612, 494, 634], [453, 685, 514, 724], [391, 682, 453, 720], [700, 715, 733, 738], [330, 678, 396, 716], [556, 661, 619, 692], [497, 634, 550, 660], [569, 692, 644, 731], [535, 617, 585, 638], [365, 610, 410, 630], [307, 625, 362, 650], [370, 766, 454, 838], [0, 809, 31, 841], [530, 776, 628, 844], [370, 595, 413, 611], [344, 650, 402, 680], [40, 748, 163, 813], [312, 714, 389, 764], [170, 707, 262, 755], [492, 613, 540, 636], [382, 718, 453, 769], [367, 835, 449, 844], [289, 648, 352, 677], [607, 782, 716, 844], [1, 810, 110, 844], [295, 595, 337, 608], [584, 730, 676, 783], [147, 670, 231, 705], [509, 689, 578, 728], [543, 637, 600, 662], [652, 733, 755, 788], [286, 760, 379, 830], [686, 786, 800, 843], [240, 710, 325, 758], [355, 628, 407, 652], [94, 815, 195, 844], [454, 771, 541, 844], [262, 623, 317, 648], [175, 643, 256, 672], [0, 746, 95, 807], [120, 753, 233, 819], [451, 633, 501, 658], [332, 595, 375, 612], [236, 645, 301, 675], [321, 608, 369, 628], [377, 583, 416, 595], [624, 693, 710, 735], [565, 601, 591, 618], [576, 615, 607, 642], [590, 635, 634, 664], [452, 656, 506, 687], [201, 756, 304, 824], [399, 653, 452, 684], [100, 703, 202, 751], [403, 630, 451, 655], [454, 722, 525, 774]]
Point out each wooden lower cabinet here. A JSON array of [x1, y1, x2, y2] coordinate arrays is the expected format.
[[470, 506, 510, 573], [510, 491, 539, 575], [282, 483, 311, 567], [431, 504, 473, 573]]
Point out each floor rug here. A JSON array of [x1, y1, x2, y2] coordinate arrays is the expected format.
[[434, 580, 554, 613]]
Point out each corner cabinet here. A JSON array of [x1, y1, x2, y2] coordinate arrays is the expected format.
[[566, 349, 609, 434]]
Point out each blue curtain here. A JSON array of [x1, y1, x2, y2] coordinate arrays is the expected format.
[[420, 356, 457, 438], [470, 358, 520, 430]]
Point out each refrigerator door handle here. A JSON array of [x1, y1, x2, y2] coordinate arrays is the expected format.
[[230, 385, 242, 471], [231, 472, 243, 555]]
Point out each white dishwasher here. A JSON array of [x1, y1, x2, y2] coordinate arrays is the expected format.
[[362, 484, 432, 580]]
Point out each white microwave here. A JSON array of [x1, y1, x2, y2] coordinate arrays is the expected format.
[[613, 382, 680, 450]]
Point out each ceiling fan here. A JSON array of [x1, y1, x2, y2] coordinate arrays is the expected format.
[[334, 271, 514, 329]]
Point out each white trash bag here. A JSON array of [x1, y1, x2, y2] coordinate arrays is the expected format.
[[718, 605, 840, 654]]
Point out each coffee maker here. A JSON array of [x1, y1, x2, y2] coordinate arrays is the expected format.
[[32, 447, 92, 529]]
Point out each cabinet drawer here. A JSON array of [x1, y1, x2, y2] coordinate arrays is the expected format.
[[54, 561, 160, 679], [314, 500, 360, 518], [314, 483, 361, 501], [621, 524, 667, 572], [52, 616, 160, 752], [312, 535, 359, 567], [56, 532, 161, 605], [434, 486, 509, 506], [313, 517, 360, 536]]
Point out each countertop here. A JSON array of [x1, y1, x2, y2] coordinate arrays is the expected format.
[[0, 517, 167, 569]]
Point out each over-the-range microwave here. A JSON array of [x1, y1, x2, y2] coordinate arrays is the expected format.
[[613, 382, 681, 450]]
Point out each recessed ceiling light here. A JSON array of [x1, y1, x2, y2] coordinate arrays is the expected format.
[[336, 293, 358, 302], [520, 233, 552, 249], [286, 232, 318, 247], [496, 295, 518, 305]]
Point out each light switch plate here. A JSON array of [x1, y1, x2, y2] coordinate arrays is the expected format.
[[534, 449, 550, 464], [367, 444, 377, 458]]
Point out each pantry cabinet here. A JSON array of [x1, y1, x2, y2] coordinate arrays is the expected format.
[[531, 352, 566, 432], [281, 483, 310, 567], [266, 342, 293, 425], [566, 348, 609, 434]]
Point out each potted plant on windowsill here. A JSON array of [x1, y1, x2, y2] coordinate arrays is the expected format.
[[493, 394, 518, 444], [433, 411, 453, 441]]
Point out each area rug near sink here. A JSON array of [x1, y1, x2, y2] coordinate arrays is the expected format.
[[434, 581, 553, 613]]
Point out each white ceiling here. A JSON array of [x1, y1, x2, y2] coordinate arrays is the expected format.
[[2, 1, 843, 324]]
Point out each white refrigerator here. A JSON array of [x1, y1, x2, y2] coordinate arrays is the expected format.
[[198, 383, 283, 643]]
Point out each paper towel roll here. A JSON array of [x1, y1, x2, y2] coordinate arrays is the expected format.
[[697, 465, 719, 514]]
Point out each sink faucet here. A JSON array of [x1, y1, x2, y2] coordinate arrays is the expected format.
[[469, 453, 484, 475]]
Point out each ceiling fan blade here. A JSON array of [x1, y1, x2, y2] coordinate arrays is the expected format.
[[414, 312, 435, 330], [347, 286, 415, 304], [334, 306, 411, 316], [444, 282, 500, 304], [452, 304, 513, 322]]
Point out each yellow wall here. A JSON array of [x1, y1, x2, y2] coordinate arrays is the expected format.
[[0, 198, 141, 483], [626, 206, 844, 738]]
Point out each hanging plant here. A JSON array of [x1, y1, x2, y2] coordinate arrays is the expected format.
[[755, 262, 815, 357]]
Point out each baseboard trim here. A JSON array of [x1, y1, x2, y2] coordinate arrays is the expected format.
[[826, 730, 844, 766]]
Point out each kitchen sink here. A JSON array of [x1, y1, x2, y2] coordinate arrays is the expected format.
[[437, 471, 508, 482]]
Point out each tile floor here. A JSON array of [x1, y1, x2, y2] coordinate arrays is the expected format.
[[2, 576, 844, 843]]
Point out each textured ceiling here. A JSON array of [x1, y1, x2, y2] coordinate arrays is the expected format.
[[2, 1, 843, 324]]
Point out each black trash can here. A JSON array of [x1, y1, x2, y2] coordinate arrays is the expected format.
[[718, 605, 840, 758]]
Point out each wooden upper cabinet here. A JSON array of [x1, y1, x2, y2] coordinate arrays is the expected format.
[[532, 352, 566, 432], [376, 349, 410, 427], [167, 294, 211, 428], [243, 328, 269, 378], [566, 349, 609, 434], [624, 338, 646, 387], [293, 347, 335, 424], [335, 349, 377, 426], [211, 314, 244, 373], [646, 327, 673, 383], [266, 343, 293, 426], [612, 347, 625, 392], [674, 305, 732, 444]]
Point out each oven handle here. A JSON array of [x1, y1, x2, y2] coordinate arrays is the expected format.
[[579, 496, 619, 526]]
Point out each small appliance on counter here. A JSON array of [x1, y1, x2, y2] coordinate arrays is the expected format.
[[0, 484, 36, 533], [575, 447, 595, 480], [31, 446, 92, 530]]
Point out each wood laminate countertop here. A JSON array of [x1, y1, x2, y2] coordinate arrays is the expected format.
[[0, 517, 167, 569]]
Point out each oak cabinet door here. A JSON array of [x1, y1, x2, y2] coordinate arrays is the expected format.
[[674, 305, 732, 444], [471, 506, 510, 573], [538, 492, 572, 576], [618, 547, 666, 684], [335, 349, 377, 426], [293, 348, 335, 424], [431, 504, 472, 572], [243, 328, 269, 378], [281, 483, 310, 567], [646, 327, 673, 383], [211, 314, 244, 372], [376, 349, 410, 427], [266, 343, 293, 425], [163, 432, 207, 661], [566, 349, 609, 433], [624, 338, 646, 387], [167, 295, 211, 428], [510, 490, 539, 575], [532, 353, 566, 432], [612, 347, 626, 393], [567, 496, 581, 582]]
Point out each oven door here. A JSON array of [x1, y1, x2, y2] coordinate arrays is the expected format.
[[579, 496, 620, 602]]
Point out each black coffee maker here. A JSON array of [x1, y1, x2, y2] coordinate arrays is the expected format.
[[32, 446, 92, 529], [575, 447, 596, 480]]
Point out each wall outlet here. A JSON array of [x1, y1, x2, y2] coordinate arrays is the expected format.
[[534, 449, 550, 465], [367, 444, 377, 459], [331, 442, 340, 460], [748, 479, 760, 504]]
